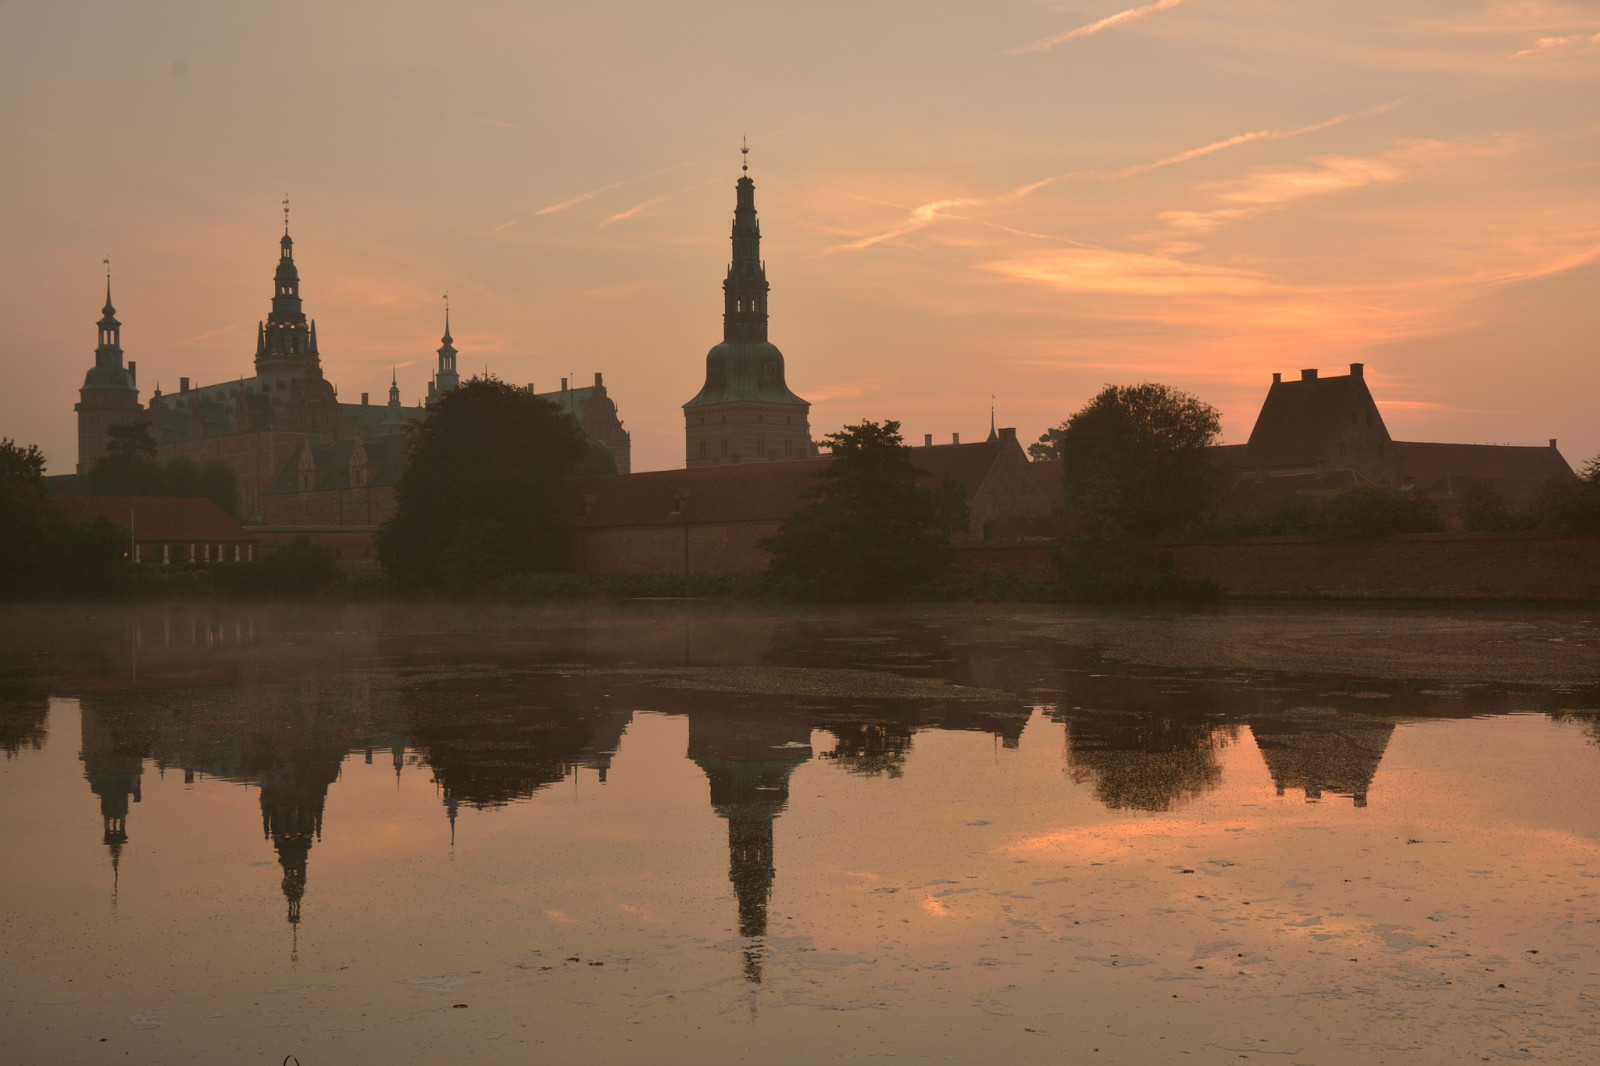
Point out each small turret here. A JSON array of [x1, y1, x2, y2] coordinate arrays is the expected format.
[[388, 369, 401, 408]]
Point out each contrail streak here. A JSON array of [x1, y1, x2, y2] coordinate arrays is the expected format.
[[1010, 0, 1188, 56], [1111, 100, 1402, 179], [494, 162, 691, 232]]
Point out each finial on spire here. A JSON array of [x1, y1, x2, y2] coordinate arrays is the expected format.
[[741, 136, 749, 173], [283, 195, 290, 234]]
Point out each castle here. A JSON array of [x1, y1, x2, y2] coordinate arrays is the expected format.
[[68, 160, 1579, 579], [70, 209, 630, 552]]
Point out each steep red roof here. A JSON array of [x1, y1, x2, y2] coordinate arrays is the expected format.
[[1393, 441, 1573, 487], [59, 497, 256, 542], [1244, 370, 1388, 466]]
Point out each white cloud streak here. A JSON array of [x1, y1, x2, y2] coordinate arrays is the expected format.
[[1010, 0, 1189, 56], [494, 163, 692, 232]]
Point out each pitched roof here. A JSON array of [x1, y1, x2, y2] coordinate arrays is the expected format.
[[571, 440, 1014, 529], [59, 496, 256, 541], [1244, 371, 1386, 466], [1394, 441, 1574, 495]]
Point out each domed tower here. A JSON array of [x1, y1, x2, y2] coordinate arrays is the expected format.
[[683, 147, 812, 467], [74, 266, 143, 474]]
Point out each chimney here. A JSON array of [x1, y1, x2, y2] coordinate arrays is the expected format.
[[594, 371, 603, 388], [1349, 362, 1364, 379], [561, 377, 568, 391], [180, 377, 190, 393], [528, 383, 535, 394], [1272, 372, 1281, 384], [952, 432, 960, 445], [361, 392, 369, 406], [128, 361, 137, 386], [1550, 439, 1558, 449], [1301, 368, 1318, 382], [924, 433, 932, 447], [999, 427, 1016, 443]]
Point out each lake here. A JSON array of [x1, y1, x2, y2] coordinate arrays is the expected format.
[[1, 603, 1597, 1064]]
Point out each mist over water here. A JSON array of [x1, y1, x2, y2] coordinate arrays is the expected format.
[[2, 604, 1597, 1063]]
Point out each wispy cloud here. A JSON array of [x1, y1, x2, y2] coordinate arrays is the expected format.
[[178, 324, 239, 345], [1010, 0, 1188, 56], [1154, 139, 1503, 236], [600, 179, 720, 228], [1111, 101, 1402, 179], [1509, 31, 1600, 59], [804, 374, 901, 403], [818, 103, 1396, 255], [820, 198, 984, 254], [494, 162, 692, 232]]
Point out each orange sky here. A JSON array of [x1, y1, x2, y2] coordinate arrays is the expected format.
[[4, 0, 1598, 473]]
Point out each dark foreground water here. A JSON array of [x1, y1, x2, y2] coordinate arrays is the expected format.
[[1, 604, 1598, 1065]]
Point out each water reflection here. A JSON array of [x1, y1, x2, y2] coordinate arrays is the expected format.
[[2, 607, 1596, 953]]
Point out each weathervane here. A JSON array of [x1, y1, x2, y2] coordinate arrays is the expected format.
[[741, 136, 748, 173], [283, 195, 290, 233], [103, 256, 110, 280]]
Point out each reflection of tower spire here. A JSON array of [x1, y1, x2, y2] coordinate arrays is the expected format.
[[688, 717, 811, 985], [79, 702, 155, 914]]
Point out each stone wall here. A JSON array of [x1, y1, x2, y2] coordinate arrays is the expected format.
[[1156, 532, 1600, 602], [577, 521, 783, 575]]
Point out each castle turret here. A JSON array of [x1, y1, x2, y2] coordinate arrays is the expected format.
[[683, 145, 812, 467], [253, 203, 327, 394], [427, 300, 460, 407], [75, 264, 143, 474]]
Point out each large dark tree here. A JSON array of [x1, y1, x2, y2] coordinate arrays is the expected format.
[[83, 423, 238, 514], [86, 421, 164, 496], [377, 376, 590, 589], [761, 420, 968, 600], [1, 440, 130, 599], [0, 439, 58, 597], [1049, 384, 1222, 600], [1055, 384, 1222, 537]]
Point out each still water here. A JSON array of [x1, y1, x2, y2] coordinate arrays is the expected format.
[[1, 604, 1597, 1065]]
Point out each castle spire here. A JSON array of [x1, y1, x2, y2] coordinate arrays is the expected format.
[[722, 146, 769, 344], [429, 294, 460, 406], [389, 368, 401, 407]]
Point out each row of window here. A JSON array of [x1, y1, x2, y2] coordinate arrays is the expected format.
[[132, 542, 254, 564]]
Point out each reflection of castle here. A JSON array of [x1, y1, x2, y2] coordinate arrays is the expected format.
[[687, 716, 812, 984], [78, 700, 161, 895], [1248, 715, 1395, 807]]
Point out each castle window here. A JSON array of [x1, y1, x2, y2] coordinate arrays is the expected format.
[[756, 438, 764, 457], [1339, 442, 1347, 456], [698, 440, 706, 458], [720, 439, 728, 457], [784, 439, 791, 457]]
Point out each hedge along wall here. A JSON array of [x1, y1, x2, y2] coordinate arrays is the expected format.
[[1153, 532, 1600, 602]]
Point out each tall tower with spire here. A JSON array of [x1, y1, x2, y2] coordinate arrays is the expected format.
[[253, 199, 325, 391], [683, 145, 812, 468], [426, 297, 460, 407], [75, 262, 143, 474]]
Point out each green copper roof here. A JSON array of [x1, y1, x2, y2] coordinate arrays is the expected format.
[[683, 340, 808, 409], [81, 364, 135, 391]]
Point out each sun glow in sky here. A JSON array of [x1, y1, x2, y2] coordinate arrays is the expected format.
[[3, 0, 1598, 472]]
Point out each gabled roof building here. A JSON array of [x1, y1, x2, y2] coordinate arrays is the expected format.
[[1225, 363, 1575, 521]]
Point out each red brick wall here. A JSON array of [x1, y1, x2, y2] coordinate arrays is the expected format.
[[1156, 532, 1600, 601], [577, 521, 783, 575]]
